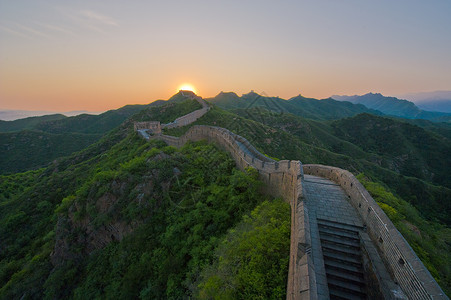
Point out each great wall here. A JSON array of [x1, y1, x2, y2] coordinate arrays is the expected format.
[[134, 92, 447, 299]]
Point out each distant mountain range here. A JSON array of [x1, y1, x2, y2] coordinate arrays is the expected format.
[[207, 91, 382, 120], [0, 110, 102, 121], [397, 91, 451, 113], [331, 93, 451, 122]]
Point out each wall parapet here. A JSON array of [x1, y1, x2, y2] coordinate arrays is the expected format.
[[303, 164, 447, 299]]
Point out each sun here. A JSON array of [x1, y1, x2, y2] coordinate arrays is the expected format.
[[178, 83, 197, 94]]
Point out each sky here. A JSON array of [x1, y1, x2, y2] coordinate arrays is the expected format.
[[1, 0, 451, 112]]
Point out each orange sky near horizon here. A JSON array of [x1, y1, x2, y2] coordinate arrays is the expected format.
[[1, 1, 450, 112]]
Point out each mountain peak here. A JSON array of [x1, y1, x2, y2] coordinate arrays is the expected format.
[[217, 91, 239, 98], [168, 90, 200, 102], [177, 90, 199, 99], [242, 90, 261, 98]]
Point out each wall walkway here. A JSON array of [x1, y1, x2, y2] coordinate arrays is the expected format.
[[304, 165, 447, 299]]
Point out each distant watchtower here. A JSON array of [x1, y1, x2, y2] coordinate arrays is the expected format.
[[179, 90, 200, 100], [133, 121, 161, 134]]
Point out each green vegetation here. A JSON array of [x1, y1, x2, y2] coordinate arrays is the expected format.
[[0, 130, 101, 174], [196, 199, 291, 299], [357, 174, 451, 295], [333, 113, 451, 188], [0, 114, 288, 298]]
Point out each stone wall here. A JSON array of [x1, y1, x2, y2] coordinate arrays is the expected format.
[[162, 98, 210, 129], [303, 164, 447, 299], [149, 125, 315, 300]]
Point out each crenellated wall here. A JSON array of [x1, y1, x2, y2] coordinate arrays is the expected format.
[[303, 164, 447, 299]]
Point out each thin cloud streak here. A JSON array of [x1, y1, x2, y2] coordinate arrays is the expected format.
[[80, 10, 118, 27], [61, 8, 119, 34], [39, 23, 76, 36], [0, 25, 32, 39], [15, 23, 51, 39]]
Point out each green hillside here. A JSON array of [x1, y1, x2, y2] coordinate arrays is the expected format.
[[0, 114, 67, 132], [34, 104, 152, 134], [332, 113, 451, 188], [0, 131, 101, 174], [0, 98, 201, 174]]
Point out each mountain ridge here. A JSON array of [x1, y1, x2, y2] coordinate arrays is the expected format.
[[332, 92, 451, 122]]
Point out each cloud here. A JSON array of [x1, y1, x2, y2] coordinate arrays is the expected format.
[[80, 10, 118, 27], [61, 8, 119, 34], [0, 23, 52, 39], [39, 23, 76, 36], [15, 24, 52, 38], [0, 25, 32, 39]]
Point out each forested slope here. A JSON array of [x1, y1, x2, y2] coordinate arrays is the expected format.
[[0, 100, 289, 299]]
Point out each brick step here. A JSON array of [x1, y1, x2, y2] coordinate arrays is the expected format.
[[328, 277, 367, 297], [324, 259, 364, 276], [322, 244, 361, 259], [329, 287, 366, 300], [318, 225, 360, 240], [319, 232, 360, 247], [317, 218, 364, 231], [325, 267, 365, 285], [323, 249, 363, 267], [321, 239, 361, 254]]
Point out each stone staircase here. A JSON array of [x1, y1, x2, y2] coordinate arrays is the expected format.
[[317, 218, 367, 300]]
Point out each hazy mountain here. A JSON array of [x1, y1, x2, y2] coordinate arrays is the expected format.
[[0, 104, 156, 134], [397, 91, 451, 113], [0, 114, 67, 132], [0, 110, 102, 121], [415, 100, 451, 113], [207, 91, 382, 120], [332, 93, 451, 122], [400, 90, 451, 102]]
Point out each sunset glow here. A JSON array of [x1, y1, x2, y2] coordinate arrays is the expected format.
[[178, 84, 197, 94], [0, 1, 450, 112]]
